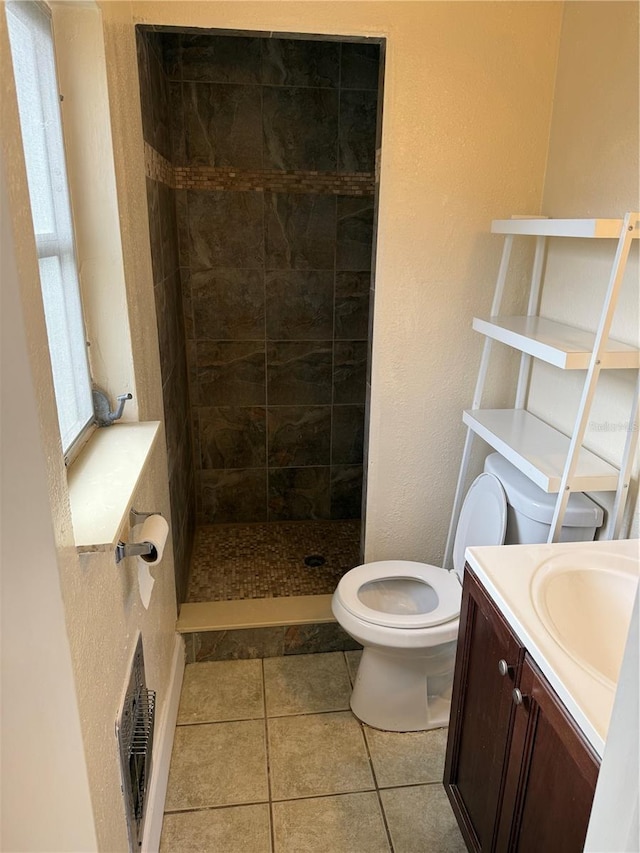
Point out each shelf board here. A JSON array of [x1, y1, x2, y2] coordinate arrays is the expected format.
[[491, 218, 635, 239], [463, 409, 620, 493], [473, 316, 640, 370], [68, 421, 161, 551]]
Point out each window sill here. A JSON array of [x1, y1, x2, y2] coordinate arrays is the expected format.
[[67, 421, 161, 553]]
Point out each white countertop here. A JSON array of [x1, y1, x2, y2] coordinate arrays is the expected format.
[[465, 538, 639, 757]]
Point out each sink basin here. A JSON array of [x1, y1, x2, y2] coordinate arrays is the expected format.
[[532, 551, 639, 688]]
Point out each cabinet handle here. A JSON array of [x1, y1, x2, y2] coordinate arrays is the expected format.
[[512, 688, 525, 706], [498, 659, 513, 677]]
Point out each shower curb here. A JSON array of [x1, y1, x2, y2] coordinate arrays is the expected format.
[[176, 595, 361, 662]]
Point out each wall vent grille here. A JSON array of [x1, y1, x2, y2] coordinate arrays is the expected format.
[[116, 636, 156, 851]]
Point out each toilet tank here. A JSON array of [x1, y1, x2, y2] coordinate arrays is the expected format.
[[483, 453, 604, 545]]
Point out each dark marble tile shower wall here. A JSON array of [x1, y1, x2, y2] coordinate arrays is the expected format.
[[165, 34, 380, 524], [137, 30, 195, 604]]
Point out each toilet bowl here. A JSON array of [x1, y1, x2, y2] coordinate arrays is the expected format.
[[332, 561, 463, 731], [332, 453, 604, 732]]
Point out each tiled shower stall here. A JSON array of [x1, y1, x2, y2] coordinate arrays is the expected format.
[[137, 29, 381, 604]]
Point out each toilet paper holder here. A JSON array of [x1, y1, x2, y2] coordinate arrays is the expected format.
[[115, 509, 162, 564], [115, 540, 155, 564], [129, 508, 158, 527]]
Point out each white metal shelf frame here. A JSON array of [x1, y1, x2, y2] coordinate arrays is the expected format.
[[444, 213, 640, 567]]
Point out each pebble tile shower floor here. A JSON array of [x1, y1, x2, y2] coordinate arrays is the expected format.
[[186, 520, 361, 602], [160, 651, 466, 852]]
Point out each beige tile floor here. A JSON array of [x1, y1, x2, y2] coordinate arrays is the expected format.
[[160, 651, 467, 853]]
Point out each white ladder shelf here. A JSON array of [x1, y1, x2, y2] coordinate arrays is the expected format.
[[444, 212, 640, 567]]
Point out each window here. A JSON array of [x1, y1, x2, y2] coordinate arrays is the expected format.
[[6, 0, 93, 457]]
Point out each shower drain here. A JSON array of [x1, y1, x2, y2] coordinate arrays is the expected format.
[[304, 554, 327, 568]]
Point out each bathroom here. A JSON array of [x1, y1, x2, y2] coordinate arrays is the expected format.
[[1, 2, 638, 852]]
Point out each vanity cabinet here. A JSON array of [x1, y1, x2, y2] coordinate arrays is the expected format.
[[444, 568, 600, 852]]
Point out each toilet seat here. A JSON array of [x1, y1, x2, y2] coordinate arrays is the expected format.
[[452, 471, 507, 579], [335, 561, 462, 629], [334, 471, 507, 631]]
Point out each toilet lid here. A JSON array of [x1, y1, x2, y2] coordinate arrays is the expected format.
[[452, 472, 507, 579], [335, 561, 462, 629]]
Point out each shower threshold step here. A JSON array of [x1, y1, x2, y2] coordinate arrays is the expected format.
[[177, 593, 334, 633], [177, 594, 361, 662]]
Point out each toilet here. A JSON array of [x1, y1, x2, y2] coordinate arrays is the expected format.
[[332, 452, 603, 732]]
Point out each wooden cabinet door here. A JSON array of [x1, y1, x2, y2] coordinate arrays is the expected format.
[[496, 654, 600, 852], [444, 569, 525, 852]]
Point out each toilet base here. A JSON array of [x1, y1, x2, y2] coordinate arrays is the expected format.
[[350, 642, 456, 732]]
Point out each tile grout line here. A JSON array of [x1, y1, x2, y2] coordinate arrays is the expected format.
[[162, 777, 446, 816], [163, 783, 399, 818], [378, 779, 446, 792], [359, 718, 396, 853], [344, 652, 395, 852], [176, 714, 265, 728], [261, 658, 277, 853], [171, 77, 379, 93], [261, 124, 269, 524], [163, 799, 270, 817], [330, 48, 341, 504], [270, 786, 376, 805]]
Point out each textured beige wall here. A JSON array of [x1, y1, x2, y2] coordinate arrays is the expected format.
[[542, 2, 639, 219], [103, 0, 563, 566], [1, 4, 178, 850], [0, 145, 98, 853], [64, 438, 178, 851], [532, 1, 640, 538]]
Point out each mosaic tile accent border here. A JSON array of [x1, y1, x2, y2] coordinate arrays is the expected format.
[[174, 166, 374, 196], [145, 142, 175, 187], [144, 142, 374, 196]]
